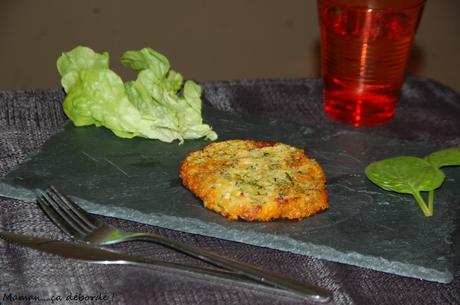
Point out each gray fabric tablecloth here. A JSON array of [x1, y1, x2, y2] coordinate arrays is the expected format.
[[1, 77, 459, 305]]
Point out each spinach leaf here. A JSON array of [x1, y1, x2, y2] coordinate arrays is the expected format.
[[425, 147, 460, 169], [365, 156, 445, 216]]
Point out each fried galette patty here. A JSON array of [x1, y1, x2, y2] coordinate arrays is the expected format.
[[179, 140, 328, 221]]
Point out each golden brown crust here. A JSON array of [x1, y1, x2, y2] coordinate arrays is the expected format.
[[180, 140, 328, 221]]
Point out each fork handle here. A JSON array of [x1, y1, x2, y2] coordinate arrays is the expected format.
[[126, 233, 332, 303]]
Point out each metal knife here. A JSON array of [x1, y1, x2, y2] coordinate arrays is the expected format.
[[0, 231, 332, 303]]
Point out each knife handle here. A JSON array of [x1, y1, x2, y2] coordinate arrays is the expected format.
[[124, 233, 332, 303], [114, 256, 319, 302]]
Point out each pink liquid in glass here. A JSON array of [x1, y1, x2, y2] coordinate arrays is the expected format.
[[318, 0, 425, 126]]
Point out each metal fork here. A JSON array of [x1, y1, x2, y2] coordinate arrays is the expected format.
[[36, 186, 331, 303]]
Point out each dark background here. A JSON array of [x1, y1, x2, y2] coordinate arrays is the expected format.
[[0, 0, 459, 93]]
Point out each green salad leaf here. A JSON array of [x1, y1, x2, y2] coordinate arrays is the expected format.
[[365, 147, 460, 217], [56, 46, 217, 143]]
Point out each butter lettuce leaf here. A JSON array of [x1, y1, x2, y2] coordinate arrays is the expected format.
[[57, 46, 217, 143]]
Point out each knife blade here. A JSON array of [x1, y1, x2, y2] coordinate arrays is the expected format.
[[0, 231, 331, 302]]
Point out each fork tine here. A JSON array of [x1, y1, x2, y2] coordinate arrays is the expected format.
[[49, 185, 100, 229], [43, 189, 96, 234], [38, 190, 90, 236], [36, 193, 86, 238]]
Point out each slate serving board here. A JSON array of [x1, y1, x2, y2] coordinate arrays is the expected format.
[[0, 105, 459, 283]]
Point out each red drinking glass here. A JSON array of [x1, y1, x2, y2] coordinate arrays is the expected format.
[[318, 0, 426, 126]]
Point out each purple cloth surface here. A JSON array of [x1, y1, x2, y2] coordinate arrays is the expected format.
[[0, 77, 459, 305]]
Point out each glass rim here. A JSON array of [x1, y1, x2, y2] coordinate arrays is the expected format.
[[318, 0, 426, 11]]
